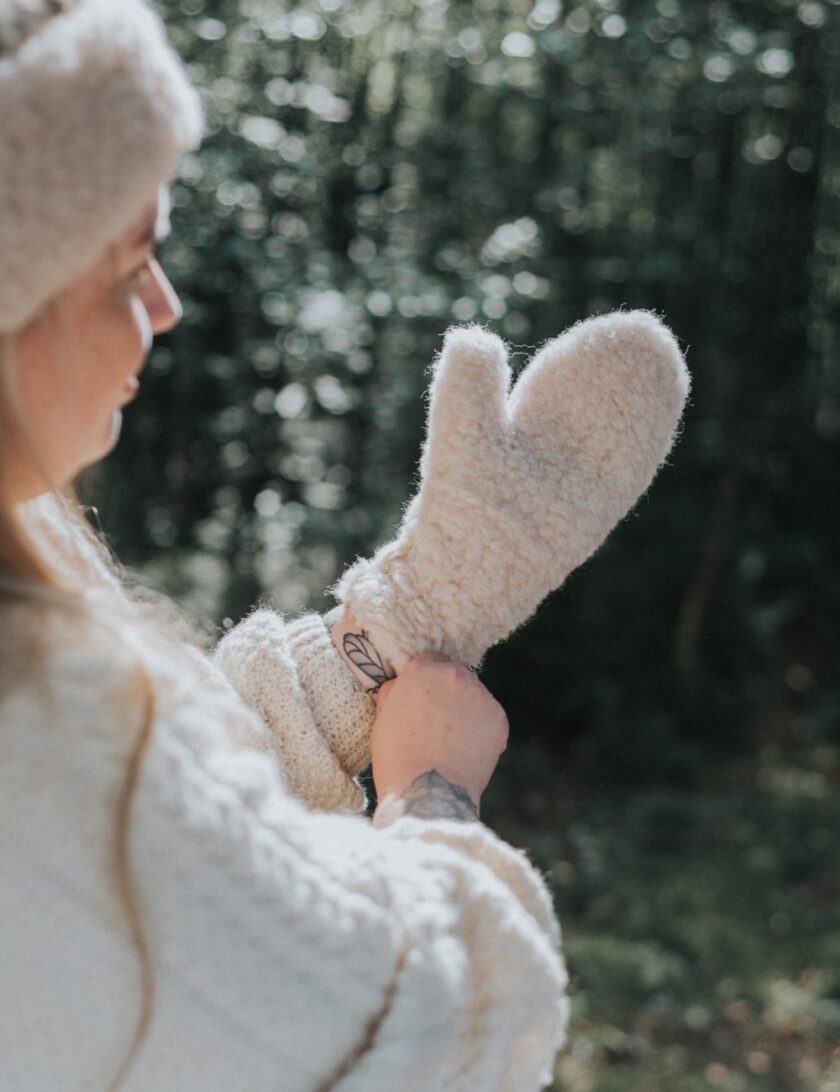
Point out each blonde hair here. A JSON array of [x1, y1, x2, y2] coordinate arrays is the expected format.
[[0, 324, 212, 1090]]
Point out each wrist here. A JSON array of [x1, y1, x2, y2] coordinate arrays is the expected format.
[[326, 604, 397, 696], [372, 770, 481, 829], [328, 553, 427, 674], [371, 792, 408, 830]]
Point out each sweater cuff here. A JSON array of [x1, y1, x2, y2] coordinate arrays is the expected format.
[[376, 814, 570, 1088], [377, 815, 564, 947]]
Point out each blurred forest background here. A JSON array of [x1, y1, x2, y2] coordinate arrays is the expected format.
[[82, 0, 840, 1087]]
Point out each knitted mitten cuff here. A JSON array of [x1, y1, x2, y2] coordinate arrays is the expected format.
[[212, 609, 373, 813], [281, 611, 376, 779]]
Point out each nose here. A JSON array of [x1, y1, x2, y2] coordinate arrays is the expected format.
[[142, 257, 183, 335]]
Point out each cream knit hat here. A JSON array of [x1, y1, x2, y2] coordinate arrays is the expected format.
[[0, 0, 205, 334]]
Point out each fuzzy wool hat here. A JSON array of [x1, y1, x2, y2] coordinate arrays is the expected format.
[[0, 0, 205, 334]]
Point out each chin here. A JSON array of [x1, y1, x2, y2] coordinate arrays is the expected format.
[[68, 413, 124, 483], [93, 410, 123, 461]]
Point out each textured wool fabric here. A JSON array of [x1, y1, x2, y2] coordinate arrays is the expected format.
[[16, 491, 378, 812], [0, 0, 204, 333], [213, 608, 376, 813], [331, 309, 691, 673], [0, 512, 569, 1090]]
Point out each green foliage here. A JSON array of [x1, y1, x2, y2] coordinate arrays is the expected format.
[[488, 762, 840, 1090], [81, 2, 840, 1080], [87, 0, 840, 778]]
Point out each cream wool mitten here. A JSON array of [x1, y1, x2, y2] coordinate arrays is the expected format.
[[213, 608, 375, 812], [330, 308, 690, 677]]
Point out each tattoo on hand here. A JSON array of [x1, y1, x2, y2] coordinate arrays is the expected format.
[[395, 770, 480, 822], [342, 629, 396, 693]]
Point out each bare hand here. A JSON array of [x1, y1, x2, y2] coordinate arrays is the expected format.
[[370, 652, 509, 817]]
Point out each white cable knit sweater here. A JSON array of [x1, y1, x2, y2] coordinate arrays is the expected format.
[[0, 493, 570, 1091]]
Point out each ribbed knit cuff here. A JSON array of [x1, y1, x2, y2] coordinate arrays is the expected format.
[[212, 609, 369, 813], [281, 611, 376, 780]]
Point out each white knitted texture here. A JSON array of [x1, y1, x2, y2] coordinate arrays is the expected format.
[[0, 608, 569, 1090], [331, 309, 691, 672], [17, 490, 126, 595], [213, 608, 375, 813], [0, 0, 204, 332], [281, 609, 377, 777], [16, 493, 373, 814]]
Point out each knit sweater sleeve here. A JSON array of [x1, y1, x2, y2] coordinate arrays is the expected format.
[[211, 608, 376, 814], [3, 644, 569, 1091], [18, 489, 374, 813]]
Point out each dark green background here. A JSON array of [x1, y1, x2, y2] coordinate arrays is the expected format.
[[82, 1, 840, 1087]]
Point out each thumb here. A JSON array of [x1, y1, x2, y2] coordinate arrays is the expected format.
[[421, 325, 511, 474], [373, 676, 396, 712]]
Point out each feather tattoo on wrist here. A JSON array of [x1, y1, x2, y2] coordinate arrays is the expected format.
[[341, 629, 395, 693], [324, 605, 397, 695]]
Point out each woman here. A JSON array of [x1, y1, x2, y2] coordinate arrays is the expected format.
[[0, 2, 570, 1090]]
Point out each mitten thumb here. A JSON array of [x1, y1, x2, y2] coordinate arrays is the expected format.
[[421, 324, 511, 478]]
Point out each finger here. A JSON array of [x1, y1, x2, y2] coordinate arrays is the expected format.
[[373, 677, 396, 711], [420, 325, 511, 477]]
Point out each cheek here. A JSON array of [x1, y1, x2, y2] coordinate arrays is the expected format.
[[14, 289, 150, 479], [79, 295, 149, 438], [10, 328, 90, 480], [79, 291, 149, 409], [14, 348, 59, 438], [93, 289, 151, 376]]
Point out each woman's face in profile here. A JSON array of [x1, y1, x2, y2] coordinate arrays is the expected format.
[[6, 186, 182, 502]]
